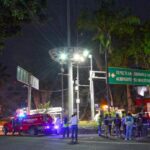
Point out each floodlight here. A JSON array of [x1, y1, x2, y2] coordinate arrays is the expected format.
[[83, 49, 89, 57], [60, 53, 67, 61], [73, 53, 80, 61]]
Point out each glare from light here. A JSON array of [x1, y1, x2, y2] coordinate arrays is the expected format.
[[102, 105, 108, 111], [73, 53, 80, 61], [18, 112, 26, 118], [45, 126, 50, 129], [83, 49, 89, 57], [60, 53, 67, 61], [73, 53, 85, 62], [88, 54, 92, 59], [80, 56, 85, 62], [54, 125, 59, 129]]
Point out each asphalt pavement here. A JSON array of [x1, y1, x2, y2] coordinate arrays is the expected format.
[[0, 134, 150, 150]]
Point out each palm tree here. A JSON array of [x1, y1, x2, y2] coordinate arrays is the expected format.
[[78, 0, 141, 111]]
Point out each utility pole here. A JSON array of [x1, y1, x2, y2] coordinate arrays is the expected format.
[[67, 0, 74, 117]]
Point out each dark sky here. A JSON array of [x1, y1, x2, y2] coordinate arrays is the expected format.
[[0, 0, 150, 88]]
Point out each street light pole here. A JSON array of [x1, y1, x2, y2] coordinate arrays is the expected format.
[[89, 55, 95, 120], [68, 61, 74, 116], [76, 64, 80, 120], [61, 65, 64, 114], [67, 0, 71, 47], [67, 0, 74, 117]]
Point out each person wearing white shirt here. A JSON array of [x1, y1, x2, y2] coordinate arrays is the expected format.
[[70, 112, 78, 144]]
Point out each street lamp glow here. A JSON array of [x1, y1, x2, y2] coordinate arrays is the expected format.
[[88, 54, 92, 59], [83, 49, 89, 57], [73, 53, 81, 61], [80, 56, 85, 62], [73, 53, 85, 62], [60, 53, 67, 61]]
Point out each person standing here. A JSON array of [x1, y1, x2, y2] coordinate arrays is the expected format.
[[97, 114, 103, 136], [125, 113, 134, 140], [104, 114, 109, 138], [114, 114, 121, 137], [108, 114, 113, 136], [70, 112, 78, 144], [62, 114, 69, 138], [136, 113, 143, 137], [121, 113, 126, 137], [55, 116, 62, 134]]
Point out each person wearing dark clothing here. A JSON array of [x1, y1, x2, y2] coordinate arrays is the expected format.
[[108, 114, 113, 136], [62, 115, 69, 138], [12, 118, 19, 135], [114, 114, 121, 137], [121, 114, 126, 137], [104, 114, 109, 138], [136, 114, 143, 137]]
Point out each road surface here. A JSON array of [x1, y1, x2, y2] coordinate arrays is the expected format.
[[0, 134, 150, 150]]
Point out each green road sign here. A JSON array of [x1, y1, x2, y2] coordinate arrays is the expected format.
[[133, 69, 150, 85], [108, 67, 150, 85]]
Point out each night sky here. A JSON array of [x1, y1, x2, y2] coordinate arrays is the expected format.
[[0, 0, 150, 89]]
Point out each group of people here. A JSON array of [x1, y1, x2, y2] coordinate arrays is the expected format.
[[97, 112, 149, 140], [55, 112, 78, 144]]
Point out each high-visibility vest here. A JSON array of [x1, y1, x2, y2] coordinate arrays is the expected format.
[[63, 117, 69, 127], [97, 117, 102, 126], [63, 123, 69, 127]]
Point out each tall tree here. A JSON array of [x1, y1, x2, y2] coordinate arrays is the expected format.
[[0, 0, 47, 53], [78, 0, 143, 111]]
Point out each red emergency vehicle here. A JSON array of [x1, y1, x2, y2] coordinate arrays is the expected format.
[[135, 98, 150, 117], [2, 113, 55, 136]]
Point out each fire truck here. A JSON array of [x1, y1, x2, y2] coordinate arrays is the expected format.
[[2, 113, 57, 136]]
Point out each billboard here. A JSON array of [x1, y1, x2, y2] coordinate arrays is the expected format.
[[17, 66, 39, 90]]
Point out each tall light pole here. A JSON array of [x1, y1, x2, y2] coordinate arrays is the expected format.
[[89, 55, 95, 120], [61, 65, 64, 114], [49, 48, 90, 118], [68, 61, 74, 116], [67, 0, 74, 117], [75, 64, 80, 119]]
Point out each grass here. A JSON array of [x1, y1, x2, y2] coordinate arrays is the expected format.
[[79, 120, 97, 129]]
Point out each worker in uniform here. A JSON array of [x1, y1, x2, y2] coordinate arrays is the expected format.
[[62, 114, 69, 138], [97, 114, 103, 136]]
